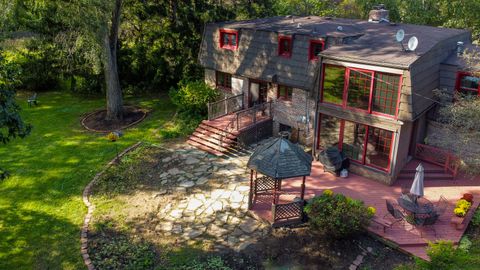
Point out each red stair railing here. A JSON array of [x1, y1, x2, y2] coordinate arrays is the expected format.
[[414, 143, 460, 177]]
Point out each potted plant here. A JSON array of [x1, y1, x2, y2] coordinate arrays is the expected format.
[[451, 198, 473, 229]]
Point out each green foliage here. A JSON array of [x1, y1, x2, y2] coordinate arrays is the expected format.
[[0, 49, 31, 147], [472, 208, 480, 226], [90, 235, 156, 270], [304, 191, 374, 238], [159, 111, 203, 139], [175, 256, 232, 270], [0, 91, 175, 269], [169, 81, 218, 115]]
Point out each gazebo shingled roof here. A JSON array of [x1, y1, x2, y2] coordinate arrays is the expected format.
[[247, 137, 313, 179]]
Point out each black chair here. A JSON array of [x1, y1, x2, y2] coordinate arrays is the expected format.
[[384, 199, 406, 227], [434, 195, 449, 216], [415, 213, 439, 237]]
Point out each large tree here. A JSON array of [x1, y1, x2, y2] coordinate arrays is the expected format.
[[0, 47, 31, 179], [7, 0, 125, 121]]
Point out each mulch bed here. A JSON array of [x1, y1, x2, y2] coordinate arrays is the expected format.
[[81, 106, 147, 133]]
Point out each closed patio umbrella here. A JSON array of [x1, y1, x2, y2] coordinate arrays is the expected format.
[[410, 163, 425, 199]]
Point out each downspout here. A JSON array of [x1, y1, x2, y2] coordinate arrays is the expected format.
[[311, 58, 324, 159]]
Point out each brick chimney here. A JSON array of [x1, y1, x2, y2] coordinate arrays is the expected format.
[[368, 4, 389, 23]]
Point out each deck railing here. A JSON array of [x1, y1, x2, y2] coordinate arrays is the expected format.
[[235, 101, 272, 131], [272, 200, 304, 227], [414, 143, 460, 177], [207, 93, 244, 120]]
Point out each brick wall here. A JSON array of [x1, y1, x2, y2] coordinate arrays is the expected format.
[[272, 87, 316, 146]]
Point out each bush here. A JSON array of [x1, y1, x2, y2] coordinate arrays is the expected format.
[[177, 256, 232, 270], [169, 80, 219, 115], [90, 235, 156, 270], [304, 190, 374, 238]]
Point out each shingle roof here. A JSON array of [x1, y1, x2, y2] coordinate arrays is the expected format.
[[321, 20, 470, 68], [247, 137, 313, 179]]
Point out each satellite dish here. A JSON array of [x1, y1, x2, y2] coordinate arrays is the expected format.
[[408, 36, 418, 51], [395, 29, 405, 42]]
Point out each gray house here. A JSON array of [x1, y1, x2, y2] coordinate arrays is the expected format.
[[195, 7, 478, 185]]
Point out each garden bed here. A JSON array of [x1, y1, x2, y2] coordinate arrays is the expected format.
[[81, 105, 147, 132]]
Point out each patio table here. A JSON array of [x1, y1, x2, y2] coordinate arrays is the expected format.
[[397, 195, 434, 215]]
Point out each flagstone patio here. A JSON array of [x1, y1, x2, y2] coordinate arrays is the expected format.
[[250, 159, 480, 260]]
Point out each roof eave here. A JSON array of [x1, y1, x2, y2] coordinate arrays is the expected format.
[[319, 54, 411, 69]]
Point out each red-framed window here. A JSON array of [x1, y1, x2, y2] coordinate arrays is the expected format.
[[278, 36, 292, 58], [309, 40, 325, 61], [219, 29, 238, 50], [316, 114, 394, 172], [320, 64, 402, 118], [277, 85, 293, 101], [216, 71, 232, 91], [455, 71, 480, 97]]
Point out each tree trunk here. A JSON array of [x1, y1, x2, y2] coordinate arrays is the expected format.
[[104, 0, 123, 121]]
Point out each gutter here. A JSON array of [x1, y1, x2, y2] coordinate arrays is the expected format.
[[319, 54, 411, 70]]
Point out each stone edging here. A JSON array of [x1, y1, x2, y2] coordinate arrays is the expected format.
[[81, 141, 143, 270], [80, 106, 148, 133]]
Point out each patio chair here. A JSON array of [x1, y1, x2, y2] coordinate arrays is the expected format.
[[382, 199, 406, 228], [434, 195, 449, 216], [415, 213, 439, 238]]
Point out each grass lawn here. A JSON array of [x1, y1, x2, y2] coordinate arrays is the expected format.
[[0, 91, 177, 269]]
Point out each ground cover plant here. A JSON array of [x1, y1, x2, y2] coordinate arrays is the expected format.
[[0, 91, 177, 269]]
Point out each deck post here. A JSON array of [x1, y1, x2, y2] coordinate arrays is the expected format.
[[248, 169, 254, 210], [300, 176, 306, 200], [273, 179, 277, 204], [224, 98, 228, 115], [271, 203, 277, 224], [207, 103, 211, 120]]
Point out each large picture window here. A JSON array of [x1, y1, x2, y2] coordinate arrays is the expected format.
[[318, 115, 341, 149], [346, 69, 373, 111], [321, 65, 401, 117], [456, 72, 480, 97], [317, 114, 394, 171], [322, 65, 345, 105]]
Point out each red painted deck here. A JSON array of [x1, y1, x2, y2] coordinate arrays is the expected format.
[[250, 159, 480, 260], [205, 111, 271, 132]]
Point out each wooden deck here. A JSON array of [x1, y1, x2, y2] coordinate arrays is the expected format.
[[250, 159, 480, 260]]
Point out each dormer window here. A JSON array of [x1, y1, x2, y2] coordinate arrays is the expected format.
[[278, 36, 292, 58], [309, 40, 325, 61], [219, 29, 238, 50]]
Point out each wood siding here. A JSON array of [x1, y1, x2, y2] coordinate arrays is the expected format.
[[409, 32, 470, 120], [199, 25, 322, 92]]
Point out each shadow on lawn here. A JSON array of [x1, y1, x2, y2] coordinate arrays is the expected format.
[[0, 208, 82, 269]]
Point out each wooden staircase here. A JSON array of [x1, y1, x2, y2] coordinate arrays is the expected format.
[[187, 119, 240, 156], [188, 101, 273, 156], [398, 160, 454, 180]]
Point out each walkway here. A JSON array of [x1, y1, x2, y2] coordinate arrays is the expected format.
[[250, 160, 480, 260]]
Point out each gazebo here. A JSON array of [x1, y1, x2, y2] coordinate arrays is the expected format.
[[247, 137, 313, 226]]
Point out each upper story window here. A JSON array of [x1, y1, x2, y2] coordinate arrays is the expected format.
[[219, 29, 238, 50], [456, 72, 480, 97], [309, 40, 325, 61], [321, 64, 401, 118], [278, 36, 292, 58], [278, 85, 293, 101], [216, 71, 232, 91]]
